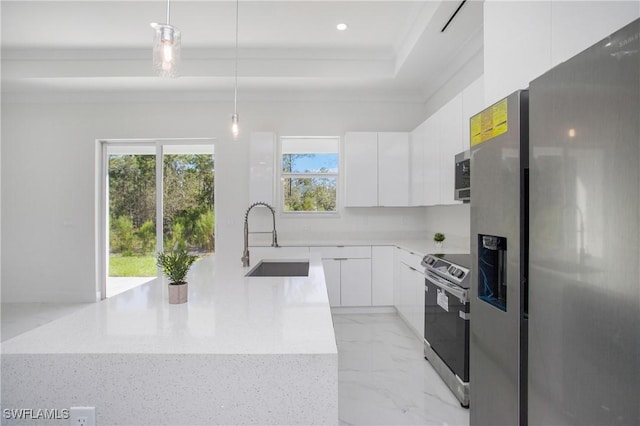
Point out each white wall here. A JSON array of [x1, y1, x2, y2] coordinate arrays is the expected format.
[[1, 98, 426, 303], [484, 0, 640, 105], [424, 204, 471, 251]]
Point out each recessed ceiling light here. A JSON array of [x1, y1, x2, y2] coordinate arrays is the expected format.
[[336, 23, 348, 31]]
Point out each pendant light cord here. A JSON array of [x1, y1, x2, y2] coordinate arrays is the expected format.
[[166, 0, 171, 24], [234, 0, 239, 114]]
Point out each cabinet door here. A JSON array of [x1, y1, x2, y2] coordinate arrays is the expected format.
[[372, 246, 394, 305], [344, 132, 378, 207], [410, 125, 426, 206], [462, 76, 485, 151], [409, 266, 426, 340], [340, 258, 372, 307], [438, 94, 464, 205], [322, 259, 341, 307], [422, 116, 440, 206], [249, 132, 275, 205], [378, 132, 410, 206], [396, 261, 412, 323], [393, 247, 403, 308]]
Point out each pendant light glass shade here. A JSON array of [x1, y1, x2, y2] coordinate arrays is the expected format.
[[231, 113, 240, 140], [151, 23, 181, 78]]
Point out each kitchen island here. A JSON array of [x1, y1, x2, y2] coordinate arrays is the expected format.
[[1, 253, 338, 425]]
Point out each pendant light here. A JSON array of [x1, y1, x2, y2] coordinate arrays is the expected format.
[[231, 0, 240, 140], [151, 0, 181, 78]]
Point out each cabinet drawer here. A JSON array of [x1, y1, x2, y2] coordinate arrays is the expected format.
[[396, 246, 424, 271], [309, 245, 371, 259]]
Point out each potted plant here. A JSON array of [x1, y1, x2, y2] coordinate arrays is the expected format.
[[156, 246, 198, 304], [434, 232, 446, 251]]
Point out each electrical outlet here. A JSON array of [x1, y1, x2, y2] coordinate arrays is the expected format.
[[69, 407, 96, 426]]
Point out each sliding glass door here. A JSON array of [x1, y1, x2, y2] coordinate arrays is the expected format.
[[99, 140, 215, 299]]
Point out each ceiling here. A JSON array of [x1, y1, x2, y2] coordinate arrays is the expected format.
[[1, 0, 484, 103]]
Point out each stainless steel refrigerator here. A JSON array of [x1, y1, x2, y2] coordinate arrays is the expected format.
[[470, 17, 640, 426], [527, 18, 639, 426], [469, 89, 529, 426]]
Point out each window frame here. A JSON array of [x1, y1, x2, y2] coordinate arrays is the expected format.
[[278, 136, 341, 217]]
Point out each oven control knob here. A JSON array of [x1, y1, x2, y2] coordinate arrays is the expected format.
[[456, 270, 465, 278], [449, 266, 458, 276]]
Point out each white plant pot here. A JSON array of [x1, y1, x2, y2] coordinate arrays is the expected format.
[[168, 282, 188, 304]]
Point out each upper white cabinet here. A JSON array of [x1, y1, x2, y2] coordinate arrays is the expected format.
[[410, 78, 484, 207], [436, 93, 464, 206], [344, 132, 378, 207], [249, 132, 275, 205], [344, 132, 409, 207], [409, 126, 425, 206], [462, 76, 485, 151], [378, 132, 410, 206]]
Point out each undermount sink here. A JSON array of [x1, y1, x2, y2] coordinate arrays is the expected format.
[[246, 260, 310, 277]]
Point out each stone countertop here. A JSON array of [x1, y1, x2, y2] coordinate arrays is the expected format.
[[2, 253, 337, 356]]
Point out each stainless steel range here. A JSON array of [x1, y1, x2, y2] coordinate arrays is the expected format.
[[422, 253, 470, 407]]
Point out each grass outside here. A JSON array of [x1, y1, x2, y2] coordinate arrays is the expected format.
[[110, 255, 157, 277]]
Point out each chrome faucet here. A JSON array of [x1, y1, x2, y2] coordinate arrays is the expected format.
[[242, 202, 279, 267]]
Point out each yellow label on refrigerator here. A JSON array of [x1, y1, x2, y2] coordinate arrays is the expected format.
[[470, 98, 509, 146]]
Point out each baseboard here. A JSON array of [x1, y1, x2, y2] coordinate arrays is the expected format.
[[331, 306, 397, 315]]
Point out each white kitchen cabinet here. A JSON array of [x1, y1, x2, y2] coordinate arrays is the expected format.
[[310, 246, 372, 307], [344, 132, 410, 207], [462, 76, 485, 151], [378, 132, 409, 206], [249, 132, 276, 205], [372, 246, 394, 305], [410, 124, 426, 206], [394, 246, 426, 340], [340, 259, 372, 306], [393, 247, 403, 309], [437, 93, 464, 205], [422, 117, 440, 206], [407, 265, 426, 340], [322, 259, 342, 306], [344, 132, 378, 207]]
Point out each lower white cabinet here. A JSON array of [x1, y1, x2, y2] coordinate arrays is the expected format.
[[394, 247, 426, 339], [340, 258, 372, 306], [372, 246, 394, 305], [311, 246, 372, 307], [322, 259, 342, 306]]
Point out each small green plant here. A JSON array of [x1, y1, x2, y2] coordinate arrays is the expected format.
[[434, 232, 446, 243], [156, 247, 198, 285]]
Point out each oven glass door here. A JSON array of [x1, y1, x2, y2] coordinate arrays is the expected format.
[[424, 274, 469, 382]]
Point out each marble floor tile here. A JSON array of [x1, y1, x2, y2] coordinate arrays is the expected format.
[[334, 313, 469, 426]]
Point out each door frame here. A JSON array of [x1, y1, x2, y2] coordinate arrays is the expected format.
[[96, 138, 216, 301]]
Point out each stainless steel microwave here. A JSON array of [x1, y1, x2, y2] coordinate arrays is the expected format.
[[454, 150, 470, 202]]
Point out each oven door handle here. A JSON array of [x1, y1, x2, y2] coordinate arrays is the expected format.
[[425, 271, 469, 303]]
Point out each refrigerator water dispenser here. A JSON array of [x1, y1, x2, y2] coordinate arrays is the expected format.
[[478, 235, 507, 311]]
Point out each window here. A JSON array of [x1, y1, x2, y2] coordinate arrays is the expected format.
[[280, 137, 339, 213]]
